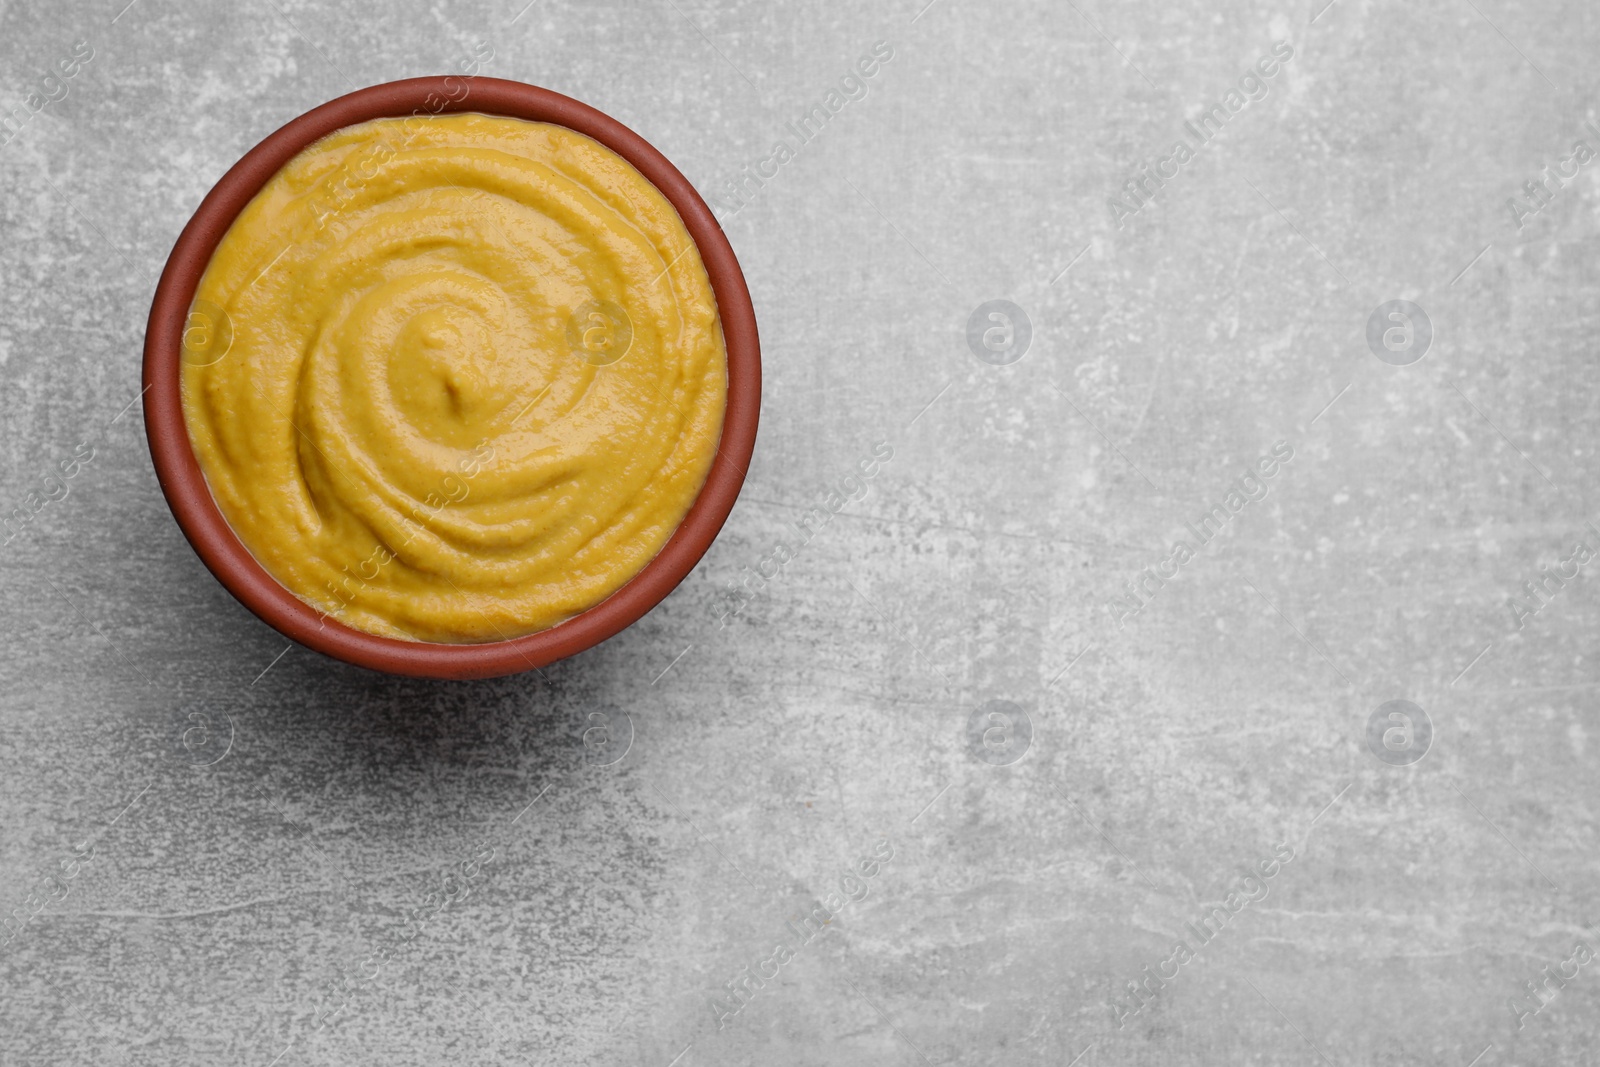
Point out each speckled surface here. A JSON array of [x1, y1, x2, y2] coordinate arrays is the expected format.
[[2, 0, 1598, 1064]]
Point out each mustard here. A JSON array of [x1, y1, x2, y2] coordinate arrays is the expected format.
[[181, 114, 727, 642]]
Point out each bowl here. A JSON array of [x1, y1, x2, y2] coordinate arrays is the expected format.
[[143, 77, 759, 679]]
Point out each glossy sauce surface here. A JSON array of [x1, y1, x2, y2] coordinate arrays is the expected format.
[[181, 114, 727, 642]]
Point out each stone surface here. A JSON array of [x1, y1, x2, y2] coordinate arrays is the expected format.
[[2, 0, 1598, 1064]]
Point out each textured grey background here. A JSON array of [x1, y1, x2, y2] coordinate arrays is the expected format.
[[1, 0, 1598, 1063]]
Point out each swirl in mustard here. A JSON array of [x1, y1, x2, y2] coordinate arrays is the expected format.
[[181, 114, 727, 642]]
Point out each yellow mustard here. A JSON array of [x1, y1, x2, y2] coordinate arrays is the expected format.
[[181, 114, 727, 642]]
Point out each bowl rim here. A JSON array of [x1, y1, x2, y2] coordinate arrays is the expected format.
[[142, 76, 759, 680]]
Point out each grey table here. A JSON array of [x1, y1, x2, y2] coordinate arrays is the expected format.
[[2, 0, 1597, 1064]]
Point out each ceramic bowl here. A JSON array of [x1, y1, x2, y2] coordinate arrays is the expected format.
[[143, 76, 759, 679]]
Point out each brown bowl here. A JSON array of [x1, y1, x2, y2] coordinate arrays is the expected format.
[[143, 77, 759, 680]]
